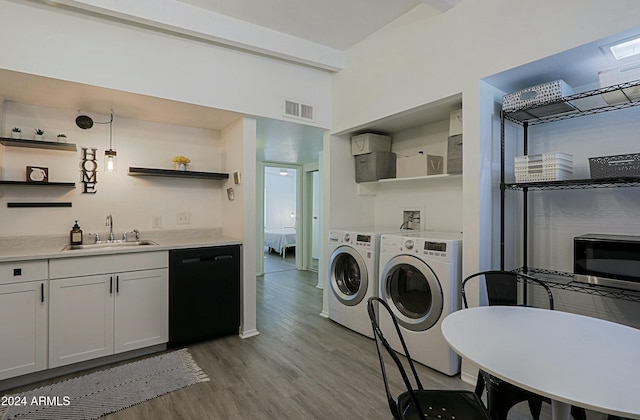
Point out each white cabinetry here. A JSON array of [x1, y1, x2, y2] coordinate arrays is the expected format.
[[49, 274, 113, 367], [0, 260, 48, 380], [48, 252, 168, 368]]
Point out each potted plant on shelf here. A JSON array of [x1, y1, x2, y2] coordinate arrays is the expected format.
[[172, 155, 191, 171], [57, 133, 67, 143], [11, 127, 21, 139], [34, 128, 45, 140]]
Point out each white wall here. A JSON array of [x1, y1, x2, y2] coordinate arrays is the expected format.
[[221, 117, 258, 338], [264, 169, 297, 229], [0, 0, 332, 130], [333, 0, 640, 133], [1, 102, 225, 237]]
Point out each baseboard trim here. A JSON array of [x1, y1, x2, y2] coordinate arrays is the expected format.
[[240, 328, 260, 339]]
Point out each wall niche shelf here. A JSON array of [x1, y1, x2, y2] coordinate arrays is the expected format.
[[377, 173, 461, 184], [0, 181, 76, 187], [0, 137, 77, 152], [128, 167, 229, 180], [8, 202, 72, 208], [356, 174, 461, 196]]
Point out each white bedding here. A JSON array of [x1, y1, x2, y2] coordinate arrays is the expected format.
[[264, 227, 296, 256]]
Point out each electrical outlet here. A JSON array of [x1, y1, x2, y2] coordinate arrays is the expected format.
[[152, 215, 162, 228], [177, 212, 191, 225]]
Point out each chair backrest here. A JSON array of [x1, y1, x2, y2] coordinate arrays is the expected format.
[[461, 270, 554, 310], [367, 296, 424, 419]]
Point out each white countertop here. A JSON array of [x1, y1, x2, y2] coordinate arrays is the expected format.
[[441, 306, 640, 420], [0, 229, 242, 262]]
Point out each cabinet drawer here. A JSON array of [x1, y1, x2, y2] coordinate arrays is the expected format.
[[0, 260, 48, 284], [50, 251, 168, 279]]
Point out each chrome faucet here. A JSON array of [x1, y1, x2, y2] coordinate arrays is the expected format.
[[106, 214, 115, 241], [123, 229, 140, 242]]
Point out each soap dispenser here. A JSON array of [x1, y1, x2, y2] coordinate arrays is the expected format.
[[70, 220, 83, 245]]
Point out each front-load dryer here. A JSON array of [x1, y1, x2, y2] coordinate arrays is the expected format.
[[328, 228, 396, 338], [378, 232, 462, 375]]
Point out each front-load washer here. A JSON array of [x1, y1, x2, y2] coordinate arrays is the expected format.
[[378, 232, 462, 375], [328, 228, 397, 338]]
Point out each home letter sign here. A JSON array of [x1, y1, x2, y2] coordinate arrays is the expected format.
[[81, 147, 98, 194]]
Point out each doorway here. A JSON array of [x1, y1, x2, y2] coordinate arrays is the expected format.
[[263, 165, 300, 273]]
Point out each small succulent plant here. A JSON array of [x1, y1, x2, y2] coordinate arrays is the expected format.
[[11, 127, 21, 133], [34, 128, 45, 135], [57, 133, 67, 138]]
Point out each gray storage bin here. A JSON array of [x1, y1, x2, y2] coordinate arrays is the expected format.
[[447, 134, 463, 174], [589, 153, 640, 178], [355, 152, 396, 183]]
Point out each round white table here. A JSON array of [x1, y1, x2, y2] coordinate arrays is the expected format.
[[441, 306, 640, 420]]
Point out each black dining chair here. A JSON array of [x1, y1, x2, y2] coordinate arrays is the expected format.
[[367, 296, 492, 420], [461, 270, 586, 420]]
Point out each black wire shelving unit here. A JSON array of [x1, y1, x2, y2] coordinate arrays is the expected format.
[[500, 80, 640, 299]]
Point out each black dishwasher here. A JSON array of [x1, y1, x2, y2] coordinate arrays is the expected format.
[[169, 245, 241, 348]]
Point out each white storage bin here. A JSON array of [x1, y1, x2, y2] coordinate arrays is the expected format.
[[503, 80, 574, 112], [351, 133, 391, 156], [514, 152, 573, 183], [449, 109, 462, 136], [397, 154, 443, 178], [598, 67, 640, 105]]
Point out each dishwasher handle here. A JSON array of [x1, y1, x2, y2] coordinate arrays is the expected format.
[[181, 255, 234, 264]]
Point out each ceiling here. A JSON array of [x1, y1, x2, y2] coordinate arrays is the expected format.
[[176, 0, 424, 50]]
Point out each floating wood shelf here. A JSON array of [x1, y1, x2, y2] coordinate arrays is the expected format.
[[128, 167, 229, 180], [0, 181, 76, 187], [8, 202, 73, 208], [0, 137, 77, 151]]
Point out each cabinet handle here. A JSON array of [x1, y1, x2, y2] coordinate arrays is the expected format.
[[116, 275, 119, 293], [41, 283, 44, 303], [110, 276, 113, 294]]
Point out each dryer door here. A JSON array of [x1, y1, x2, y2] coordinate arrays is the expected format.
[[329, 245, 368, 306], [380, 255, 443, 331]]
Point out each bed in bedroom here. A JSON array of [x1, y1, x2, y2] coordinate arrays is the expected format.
[[264, 227, 296, 258]]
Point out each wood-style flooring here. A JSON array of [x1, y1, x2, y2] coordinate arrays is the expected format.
[[6, 252, 607, 419]]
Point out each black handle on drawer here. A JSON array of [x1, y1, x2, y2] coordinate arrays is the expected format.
[[41, 283, 44, 303], [116, 275, 120, 293], [110, 276, 113, 294], [181, 255, 234, 264]]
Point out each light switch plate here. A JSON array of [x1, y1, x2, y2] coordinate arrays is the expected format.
[[152, 215, 162, 228]]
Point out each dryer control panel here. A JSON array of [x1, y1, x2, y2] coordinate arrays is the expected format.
[[381, 234, 459, 259]]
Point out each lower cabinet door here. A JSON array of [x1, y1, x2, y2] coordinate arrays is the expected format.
[[0, 281, 47, 380], [49, 274, 115, 368], [114, 269, 168, 353]]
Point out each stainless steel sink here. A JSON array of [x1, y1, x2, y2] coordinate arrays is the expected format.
[[61, 240, 158, 251]]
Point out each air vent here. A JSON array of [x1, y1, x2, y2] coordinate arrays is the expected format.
[[284, 100, 314, 121]]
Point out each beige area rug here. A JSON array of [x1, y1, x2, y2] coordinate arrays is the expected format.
[[0, 349, 209, 420]]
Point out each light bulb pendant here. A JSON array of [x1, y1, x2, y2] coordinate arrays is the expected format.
[[104, 149, 117, 172]]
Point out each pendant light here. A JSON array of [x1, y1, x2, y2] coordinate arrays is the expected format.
[[75, 111, 117, 172], [104, 113, 116, 172]]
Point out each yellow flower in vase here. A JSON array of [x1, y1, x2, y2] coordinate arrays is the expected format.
[[172, 155, 191, 170]]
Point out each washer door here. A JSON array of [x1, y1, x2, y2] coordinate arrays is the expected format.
[[329, 245, 368, 306], [380, 255, 443, 331]]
